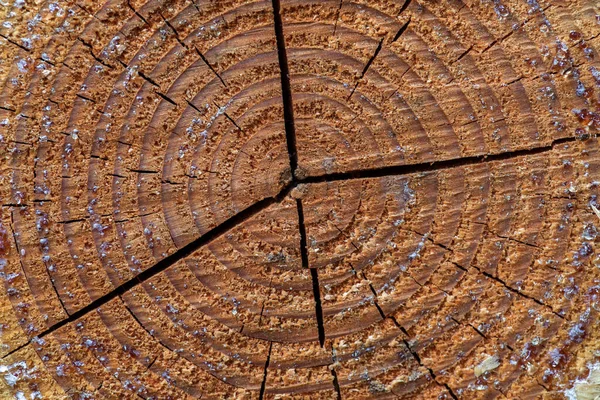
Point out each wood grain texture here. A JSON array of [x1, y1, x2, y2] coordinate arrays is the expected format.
[[1, 0, 600, 399]]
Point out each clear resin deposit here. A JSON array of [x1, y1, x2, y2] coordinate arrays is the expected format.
[[1, 0, 600, 399]]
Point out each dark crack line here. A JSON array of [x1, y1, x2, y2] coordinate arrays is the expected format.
[[296, 191, 325, 349], [76, 93, 96, 103], [195, 47, 227, 87], [368, 282, 460, 400], [451, 316, 487, 340], [77, 38, 116, 70], [358, 236, 469, 396], [2, 2, 581, 386], [259, 341, 273, 400], [155, 91, 178, 107], [360, 38, 384, 78], [160, 13, 186, 48], [332, 0, 343, 37], [296, 201, 309, 268], [11, 211, 70, 321], [159, 12, 227, 87], [272, 0, 326, 349], [126, 0, 149, 25], [479, 269, 564, 320], [395, 325, 459, 399], [348, 38, 384, 100], [213, 101, 242, 131], [300, 136, 583, 184], [57, 218, 87, 225], [397, 0, 412, 16], [2, 340, 28, 359], [19, 184, 294, 342], [272, 0, 299, 177], [405, 228, 563, 319], [0, 33, 31, 52], [122, 298, 175, 355], [137, 70, 161, 88], [310, 267, 326, 347], [453, 44, 473, 64], [347, 18, 409, 100], [331, 367, 342, 399], [392, 19, 411, 43]]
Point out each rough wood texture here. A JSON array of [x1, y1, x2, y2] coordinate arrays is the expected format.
[[1, 0, 600, 399]]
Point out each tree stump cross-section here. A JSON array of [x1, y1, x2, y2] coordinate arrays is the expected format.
[[1, 0, 600, 399]]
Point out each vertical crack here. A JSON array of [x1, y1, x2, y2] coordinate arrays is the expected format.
[[331, 368, 342, 399], [259, 341, 273, 400], [330, 347, 343, 397], [272, 0, 325, 349], [297, 199, 326, 346], [272, 0, 299, 177], [310, 267, 326, 347], [332, 0, 343, 37], [296, 200, 309, 269]]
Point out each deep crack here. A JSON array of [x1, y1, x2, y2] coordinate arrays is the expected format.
[[272, 0, 299, 177], [310, 267, 326, 347], [22, 187, 293, 341], [5, 7, 594, 398], [259, 342, 273, 399], [300, 136, 584, 184]]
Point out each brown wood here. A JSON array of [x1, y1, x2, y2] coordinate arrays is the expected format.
[[1, 0, 600, 398]]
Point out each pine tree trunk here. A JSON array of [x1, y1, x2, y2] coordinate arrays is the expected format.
[[1, 0, 600, 398]]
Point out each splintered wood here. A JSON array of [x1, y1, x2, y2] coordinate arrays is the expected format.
[[2, 0, 600, 399]]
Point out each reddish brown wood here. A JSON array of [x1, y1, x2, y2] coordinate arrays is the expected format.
[[1, 0, 600, 399]]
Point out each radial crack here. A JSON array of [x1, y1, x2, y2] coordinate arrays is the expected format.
[[392, 19, 411, 43], [296, 200, 309, 269], [10, 211, 69, 320], [369, 283, 460, 400], [1, 338, 29, 359], [348, 38, 384, 99], [310, 267, 326, 347], [332, 0, 343, 37], [479, 269, 564, 319], [77, 38, 116, 70], [300, 136, 582, 184], [272, 0, 299, 177], [272, 0, 327, 348], [126, 0, 149, 25], [195, 47, 227, 87], [159, 13, 227, 87], [331, 365, 342, 399], [23, 185, 294, 341], [398, 0, 412, 16], [0, 33, 31, 52], [259, 342, 273, 399], [295, 196, 326, 345]]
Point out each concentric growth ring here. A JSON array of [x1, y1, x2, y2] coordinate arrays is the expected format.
[[1, 0, 600, 399]]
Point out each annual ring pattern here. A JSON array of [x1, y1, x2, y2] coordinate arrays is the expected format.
[[1, 0, 600, 399]]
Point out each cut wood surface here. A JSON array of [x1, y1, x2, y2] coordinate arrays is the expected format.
[[1, 0, 600, 399]]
